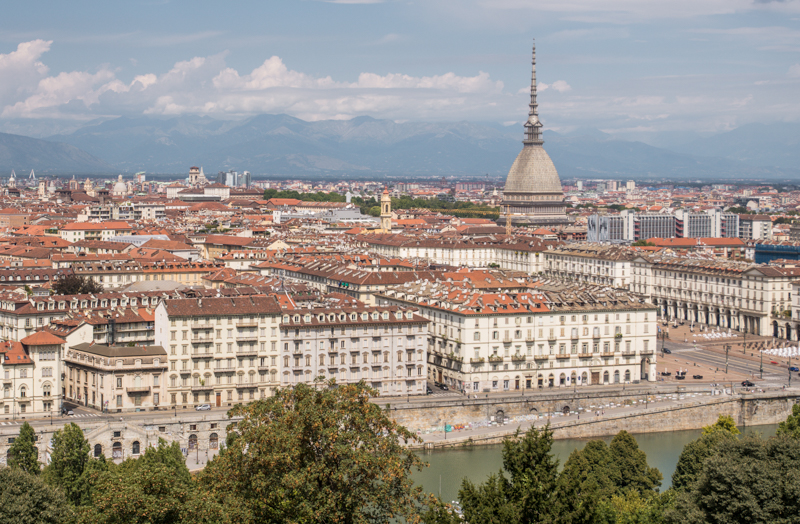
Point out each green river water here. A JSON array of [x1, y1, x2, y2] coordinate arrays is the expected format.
[[414, 424, 779, 503]]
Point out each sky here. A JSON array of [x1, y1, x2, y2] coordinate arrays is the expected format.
[[1, 0, 799, 143]]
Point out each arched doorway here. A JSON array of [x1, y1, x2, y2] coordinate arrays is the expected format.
[[559, 373, 566, 386], [112, 442, 122, 459], [188, 434, 198, 451], [496, 409, 505, 423], [548, 374, 554, 387], [641, 358, 649, 381], [562, 406, 570, 415], [209, 433, 219, 450], [773, 321, 779, 338], [603, 371, 609, 384], [571, 371, 577, 385], [624, 370, 631, 382], [581, 371, 588, 385], [614, 370, 620, 384]]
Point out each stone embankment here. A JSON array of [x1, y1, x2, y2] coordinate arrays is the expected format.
[[398, 388, 797, 449]]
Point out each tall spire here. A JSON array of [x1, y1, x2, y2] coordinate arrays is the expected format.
[[523, 39, 544, 146]]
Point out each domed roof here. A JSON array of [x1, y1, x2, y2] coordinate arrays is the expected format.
[[503, 145, 562, 194]]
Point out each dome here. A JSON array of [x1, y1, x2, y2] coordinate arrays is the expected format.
[[113, 175, 127, 195], [503, 145, 562, 194]]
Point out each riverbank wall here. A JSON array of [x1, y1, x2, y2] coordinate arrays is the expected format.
[[392, 387, 800, 449]]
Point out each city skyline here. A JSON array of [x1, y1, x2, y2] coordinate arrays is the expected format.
[[1, 0, 799, 144]]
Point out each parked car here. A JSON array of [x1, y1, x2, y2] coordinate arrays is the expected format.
[[195, 404, 211, 411], [440, 384, 449, 391], [790, 367, 799, 372], [426, 387, 433, 395], [660, 371, 671, 376], [662, 348, 672, 354], [741, 380, 755, 387], [693, 375, 703, 379], [771, 361, 779, 365]]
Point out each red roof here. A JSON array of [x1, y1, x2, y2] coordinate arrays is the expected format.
[[21, 331, 66, 346]]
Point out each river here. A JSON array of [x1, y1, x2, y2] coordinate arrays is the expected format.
[[414, 424, 779, 503]]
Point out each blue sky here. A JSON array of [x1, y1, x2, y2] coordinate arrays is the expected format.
[[1, 0, 799, 142]]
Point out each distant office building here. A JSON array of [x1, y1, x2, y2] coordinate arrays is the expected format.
[[739, 214, 773, 241], [587, 209, 739, 243], [626, 180, 635, 192]]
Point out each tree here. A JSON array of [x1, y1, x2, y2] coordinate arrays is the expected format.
[[632, 240, 656, 247], [666, 434, 800, 524], [701, 414, 740, 436], [52, 274, 103, 296], [0, 467, 70, 524], [552, 440, 616, 524], [672, 415, 740, 491], [459, 426, 559, 524], [606, 431, 662, 496], [43, 423, 97, 506], [199, 380, 427, 524], [80, 440, 223, 524], [8, 422, 39, 475], [777, 403, 800, 439]]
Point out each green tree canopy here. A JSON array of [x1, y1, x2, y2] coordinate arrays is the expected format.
[[672, 414, 741, 492], [459, 426, 559, 524], [667, 434, 800, 524], [777, 403, 800, 439], [702, 414, 741, 436], [8, 422, 39, 475], [606, 431, 662, 495], [43, 423, 95, 505], [80, 440, 222, 524], [52, 274, 103, 295], [199, 380, 426, 524], [0, 466, 70, 524]]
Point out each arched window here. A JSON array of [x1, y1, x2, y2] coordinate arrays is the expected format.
[[43, 383, 51, 397], [614, 370, 620, 384], [473, 332, 480, 341], [94, 444, 102, 458], [112, 442, 122, 459], [188, 434, 198, 451], [132, 441, 140, 455], [209, 433, 219, 449], [624, 370, 631, 382], [19, 386, 26, 398], [603, 371, 609, 384]]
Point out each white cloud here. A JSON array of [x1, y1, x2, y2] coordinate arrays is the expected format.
[[0, 40, 52, 106], [789, 63, 800, 78], [539, 80, 572, 93]]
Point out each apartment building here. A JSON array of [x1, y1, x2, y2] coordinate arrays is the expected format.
[[359, 234, 552, 274], [63, 343, 168, 412], [153, 295, 282, 409], [739, 215, 773, 241], [279, 305, 429, 396], [1, 332, 65, 419], [630, 253, 800, 336], [543, 244, 637, 289], [376, 283, 657, 392], [59, 221, 133, 242]]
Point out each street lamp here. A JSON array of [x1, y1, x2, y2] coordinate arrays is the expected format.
[[760, 347, 764, 379], [724, 344, 731, 375]]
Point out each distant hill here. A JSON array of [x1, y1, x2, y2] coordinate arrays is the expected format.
[[33, 114, 800, 180], [0, 132, 112, 174], [675, 122, 800, 170]]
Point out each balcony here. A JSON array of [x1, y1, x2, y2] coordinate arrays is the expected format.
[[640, 350, 654, 356], [533, 354, 549, 360], [191, 336, 214, 344], [470, 357, 485, 364], [235, 383, 255, 390], [237, 349, 259, 357], [237, 335, 259, 342], [191, 324, 213, 331], [578, 353, 593, 359], [257, 365, 272, 372], [621, 351, 636, 357], [237, 321, 258, 328], [191, 352, 214, 359], [214, 366, 236, 373], [601, 352, 615, 358], [511, 354, 526, 362], [488, 355, 503, 363], [191, 384, 213, 392], [555, 354, 570, 360], [525, 336, 535, 342], [126, 386, 150, 394]]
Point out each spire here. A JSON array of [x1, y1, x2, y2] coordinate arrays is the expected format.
[[523, 39, 544, 146]]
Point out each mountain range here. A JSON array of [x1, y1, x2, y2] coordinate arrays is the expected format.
[[0, 114, 797, 180]]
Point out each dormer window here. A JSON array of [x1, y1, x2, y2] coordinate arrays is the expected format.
[[58, 302, 65, 309]]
